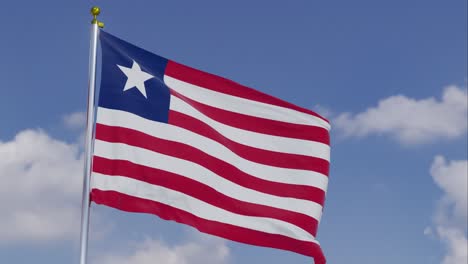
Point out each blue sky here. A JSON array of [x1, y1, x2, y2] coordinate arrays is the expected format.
[[0, 1, 466, 264]]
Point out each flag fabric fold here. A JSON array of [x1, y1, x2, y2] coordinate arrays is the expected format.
[[91, 30, 330, 264]]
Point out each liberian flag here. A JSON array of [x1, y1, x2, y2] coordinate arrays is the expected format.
[[91, 30, 331, 264]]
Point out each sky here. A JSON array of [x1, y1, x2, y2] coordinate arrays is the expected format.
[[0, 1, 466, 264]]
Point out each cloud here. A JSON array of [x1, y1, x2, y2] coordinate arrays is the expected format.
[[334, 85, 467, 144], [63, 111, 86, 130], [313, 104, 334, 120], [428, 156, 467, 264], [0, 129, 83, 242], [431, 156, 468, 223], [424, 226, 433, 236], [435, 226, 468, 264], [94, 233, 230, 264]]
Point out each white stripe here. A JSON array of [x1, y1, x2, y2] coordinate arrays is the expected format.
[[164, 75, 330, 130], [92, 173, 317, 243], [94, 140, 323, 219], [170, 95, 330, 161], [96, 107, 329, 191]]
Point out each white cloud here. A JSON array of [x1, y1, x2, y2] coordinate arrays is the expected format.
[[94, 233, 230, 264], [431, 156, 468, 224], [0, 129, 83, 242], [435, 226, 468, 264], [424, 226, 433, 236], [334, 85, 467, 144], [313, 104, 333, 120], [63, 111, 86, 130], [429, 156, 468, 264]]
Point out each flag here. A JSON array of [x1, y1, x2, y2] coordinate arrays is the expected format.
[[91, 30, 331, 264]]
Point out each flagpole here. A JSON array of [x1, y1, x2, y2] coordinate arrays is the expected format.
[[79, 7, 103, 264]]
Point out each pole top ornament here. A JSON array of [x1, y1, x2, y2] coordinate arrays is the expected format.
[[90, 6, 104, 28]]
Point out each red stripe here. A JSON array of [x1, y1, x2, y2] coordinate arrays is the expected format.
[[168, 111, 330, 175], [92, 156, 319, 236], [170, 90, 330, 144], [165, 60, 329, 125], [95, 123, 326, 204], [91, 189, 326, 264]]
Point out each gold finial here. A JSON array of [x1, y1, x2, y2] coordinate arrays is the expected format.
[[90, 6, 104, 28], [91, 6, 100, 16]]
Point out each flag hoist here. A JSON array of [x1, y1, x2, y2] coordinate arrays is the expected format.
[[79, 6, 103, 264]]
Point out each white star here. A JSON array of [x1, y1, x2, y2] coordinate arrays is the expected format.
[[117, 60, 154, 98]]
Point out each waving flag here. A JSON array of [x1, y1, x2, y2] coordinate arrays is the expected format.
[[91, 30, 331, 264]]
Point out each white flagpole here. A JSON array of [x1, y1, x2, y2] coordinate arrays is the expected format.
[[79, 7, 103, 264]]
